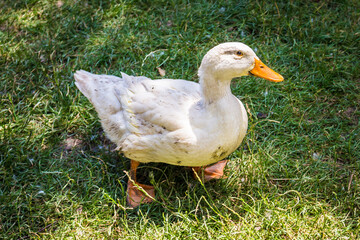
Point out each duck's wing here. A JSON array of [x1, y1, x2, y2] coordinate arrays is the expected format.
[[116, 72, 201, 133]]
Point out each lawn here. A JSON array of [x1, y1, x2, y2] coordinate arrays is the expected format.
[[1, 0, 359, 238]]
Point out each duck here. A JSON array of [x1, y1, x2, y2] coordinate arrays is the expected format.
[[74, 42, 284, 207]]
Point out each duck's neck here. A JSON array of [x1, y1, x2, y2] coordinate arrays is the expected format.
[[199, 71, 233, 104]]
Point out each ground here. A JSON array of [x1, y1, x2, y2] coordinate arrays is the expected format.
[[0, 0, 359, 239]]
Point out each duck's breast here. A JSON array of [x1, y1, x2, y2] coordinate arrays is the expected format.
[[185, 95, 248, 166]]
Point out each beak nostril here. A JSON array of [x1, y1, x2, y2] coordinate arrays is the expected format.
[[260, 66, 264, 68]]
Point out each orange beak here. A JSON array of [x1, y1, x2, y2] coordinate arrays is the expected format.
[[249, 58, 284, 82]]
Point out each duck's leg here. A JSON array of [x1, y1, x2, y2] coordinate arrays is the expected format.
[[126, 160, 155, 207], [192, 160, 228, 182]]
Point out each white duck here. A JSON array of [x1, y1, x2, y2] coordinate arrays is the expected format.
[[74, 42, 283, 207]]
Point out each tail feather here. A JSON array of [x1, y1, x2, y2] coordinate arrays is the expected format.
[[74, 69, 123, 115], [74, 70, 96, 99], [74, 70, 130, 145]]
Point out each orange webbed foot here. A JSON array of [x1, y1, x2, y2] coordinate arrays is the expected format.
[[126, 160, 155, 208], [192, 159, 228, 182], [126, 180, 155, 208]]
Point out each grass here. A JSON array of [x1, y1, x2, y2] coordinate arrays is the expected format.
[[1, 0, 359, 238]]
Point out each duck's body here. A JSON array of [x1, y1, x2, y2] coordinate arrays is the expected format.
[[74, 42, 283, 207], [75, 71, 247, 167]]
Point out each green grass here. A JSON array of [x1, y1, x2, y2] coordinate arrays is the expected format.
[[1, 0, 359, 238]]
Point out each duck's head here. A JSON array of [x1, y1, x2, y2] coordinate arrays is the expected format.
[[198, 42, 284, 82]]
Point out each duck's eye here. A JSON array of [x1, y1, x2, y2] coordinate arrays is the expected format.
[[236, 51, 243, 56]]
